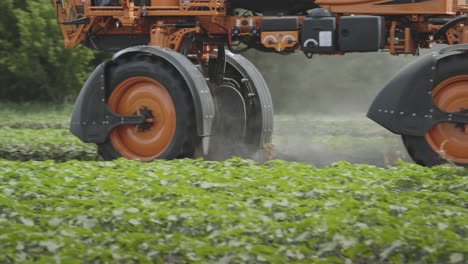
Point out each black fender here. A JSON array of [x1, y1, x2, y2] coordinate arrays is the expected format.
[[70, 62, 146, 143], [367, 44, 468, 136], [70, 46, 215, 143], [225, 51, 274, 152], [70, 62, 111, 143]]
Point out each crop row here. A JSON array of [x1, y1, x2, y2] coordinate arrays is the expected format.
[[0, 102, 388, 138], [0, 103, 71, 129], [0, 121, 68, 130], [0, 127, 407, 166], [0, 128, 98, 162], [0, 113, 385, 137], [0, 158, 466, 263]]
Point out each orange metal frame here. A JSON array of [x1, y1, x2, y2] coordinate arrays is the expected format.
[[54, 0, 468, 56]]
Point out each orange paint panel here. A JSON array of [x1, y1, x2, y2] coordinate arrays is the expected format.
[[261, 31, 299, 52], [72, 0, 85, 6], [316, 0, 455, 15], [151, 0, 179, 6]]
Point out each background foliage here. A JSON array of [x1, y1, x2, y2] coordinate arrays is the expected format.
[[0, 0, 96, 102]]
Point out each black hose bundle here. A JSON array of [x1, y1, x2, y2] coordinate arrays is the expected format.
[[228, 0, 317, 15]]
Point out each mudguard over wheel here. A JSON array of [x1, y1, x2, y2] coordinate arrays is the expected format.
[[206, 50, 274, 162], [403, 54, 468, 167], [98, 55, 198, 161], [71, 46, 272, 163]]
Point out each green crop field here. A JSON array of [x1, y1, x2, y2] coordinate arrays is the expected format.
[[1, 159, 467, 263], [0, 103, 466, 263]]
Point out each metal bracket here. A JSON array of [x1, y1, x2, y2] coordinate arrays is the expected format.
[[104, 105, 146, 133], [432, 108, 468, 125], [434, 15, 468, 41], [61, 17, 90, 25], [208, 46, 226, 85]]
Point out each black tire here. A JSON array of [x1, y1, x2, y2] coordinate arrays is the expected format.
[[402, 53, 468, 167], [402, 135, 446, 166], [98, 54, 197, 161]]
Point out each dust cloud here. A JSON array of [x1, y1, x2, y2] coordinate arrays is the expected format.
[[243, 49, 434, 167]]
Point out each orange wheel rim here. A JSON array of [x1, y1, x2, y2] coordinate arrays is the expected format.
[[425, 75, 468, 163], [108, 76, 176, 161]]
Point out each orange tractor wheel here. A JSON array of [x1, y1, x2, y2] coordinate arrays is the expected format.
[[107, 76, 177, 161], [98, 56, 197, 161], [425, 75, 468, 164], [403, 54, 468, 167], [94, 50, 273, 163]]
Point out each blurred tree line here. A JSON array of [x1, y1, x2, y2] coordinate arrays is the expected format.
[[0, 0, 97, 102], [0, 0, 428, 113]]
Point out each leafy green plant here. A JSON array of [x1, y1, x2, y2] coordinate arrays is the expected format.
[[0, 128, 98, 162], [0, 158, 466, 263], [0, 105, 408, 166]]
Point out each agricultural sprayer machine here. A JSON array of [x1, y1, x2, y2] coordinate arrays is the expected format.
[[54, 0, 468, 166]]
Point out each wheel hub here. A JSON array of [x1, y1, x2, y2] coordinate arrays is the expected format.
[[454, 108, 468, 134], [108, 76, 176, 161], [135, 106, 157, 132]]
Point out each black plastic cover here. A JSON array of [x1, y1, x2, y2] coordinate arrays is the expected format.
[[70, 62, 111, 143], [367, 52, 437, 136], [229, 0, 316, 15], [262, 17, 299, 32], [70, 63, 107, 143], [339, 16, 386, 52], [83, 35, 150, 52], [302, 17, 336, 53], [225, 51, 274, 162], [307, 8, 333, 18]]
